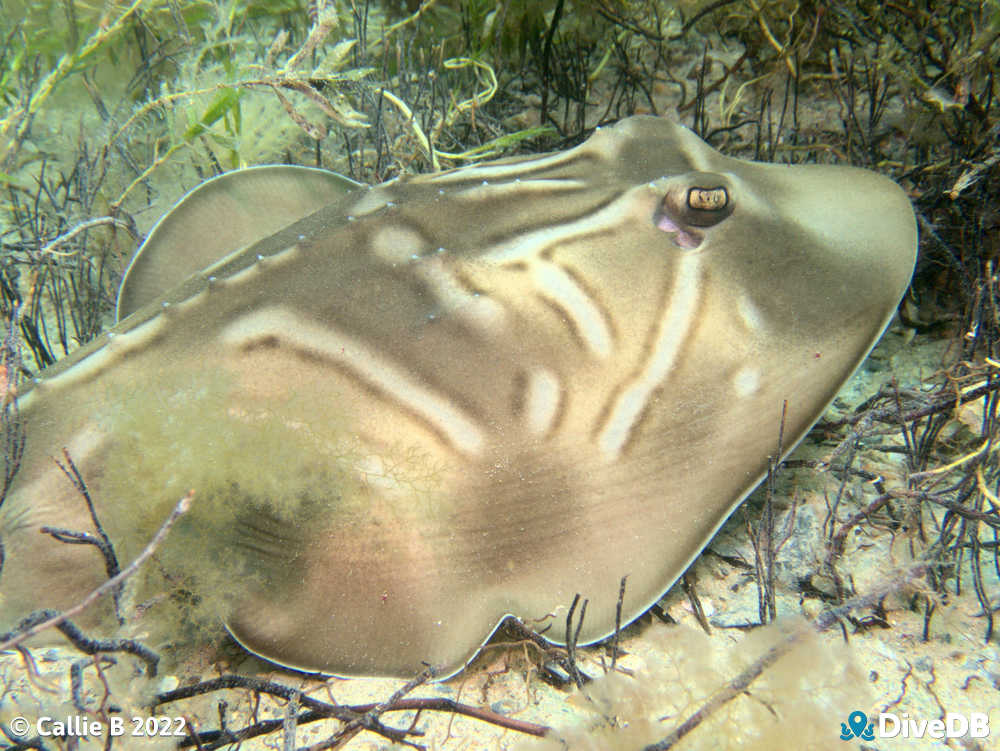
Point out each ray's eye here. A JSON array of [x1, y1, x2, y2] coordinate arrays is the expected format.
[[655, 175, 734, 248], [688, 186, 728, 212], [682, 184, 733, 227]]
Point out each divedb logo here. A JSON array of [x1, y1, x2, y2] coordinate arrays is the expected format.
[[839, 710, 991, 741]]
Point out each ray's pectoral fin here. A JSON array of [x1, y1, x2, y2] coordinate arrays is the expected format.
[[223, 498, 481, 679], [116, 166, 363, 319]]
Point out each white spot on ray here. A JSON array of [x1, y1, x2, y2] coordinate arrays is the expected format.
[[525, 368, 561, 436], [599, 254, 703, 459], [733, 366, 761, 397], [355, 455, 401, 491], [221, 307, 486, 455], [737, 293, 765, 334], [533, 263, 612, 358], [371, 225, 427, 264]]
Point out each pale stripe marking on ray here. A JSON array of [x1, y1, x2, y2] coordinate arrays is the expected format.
[[29, 314, 168, 402], [533, 263, 612, 359], [413, 257, 507, 332], [220, 307, 486, 456], [424, 149, 588, 184], [201, 240, 301, 279], [369, 225, 508, 332], [348, 186, 396, 217], [525, 368, 562, 436], [483, 190, 636, 264], [598, 254, 703, 459], [212, 243, 302, 289], [452, 178, 588, 201]]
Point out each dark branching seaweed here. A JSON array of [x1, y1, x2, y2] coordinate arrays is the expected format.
[[746, 402, 799, 625], [41, 449, 125, 622], [1, 155, 126, 372], [0, 304, 25, 515], [151, 669, 550, 750], [0, 611, 158, 678]]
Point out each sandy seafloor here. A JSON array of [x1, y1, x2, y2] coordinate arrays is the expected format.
[[2, 322, 997, 751]]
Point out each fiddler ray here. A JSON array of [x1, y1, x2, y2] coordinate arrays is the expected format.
[[0, 116, 917, 678]]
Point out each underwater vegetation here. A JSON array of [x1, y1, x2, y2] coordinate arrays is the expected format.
[[0, 1, 998, 749]]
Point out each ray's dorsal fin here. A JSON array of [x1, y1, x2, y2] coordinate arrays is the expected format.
[[116, 165, 363, 320]]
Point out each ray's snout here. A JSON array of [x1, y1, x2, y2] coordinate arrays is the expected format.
[[757, 162, 918, 298]]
